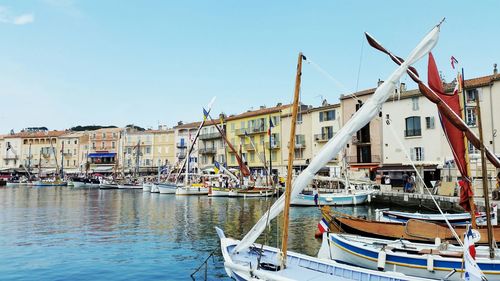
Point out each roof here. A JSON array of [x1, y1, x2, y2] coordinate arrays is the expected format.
[[225, 104, 291, 121], [59, 131, 87, 138], [4, 130, 67, 139], [174, 121, 201, 129], [463, 73, 500, 88], [340, 87, 376, 100]]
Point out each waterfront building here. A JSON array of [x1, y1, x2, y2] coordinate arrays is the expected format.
[[122, 129, 154, 174], [340, 84, 383, 180], [88, 127, 122, 173], [173, 122, 200, 173], [58, 131, 89, 174], [151, 126, 175, 173], [310, 102, 343, 176], [2, 129, 66, 175], [198, 119, 225, 172], [225, 104, 289, 177]]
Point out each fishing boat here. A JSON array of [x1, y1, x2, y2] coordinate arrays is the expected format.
[[321, 205, 500, 245], [217, 24, 442, 281], [175, 183, 209, 195], [318, 233, 500, 281], [216, 228, 430, 281], [72, 177, 100, 188], [379, 209, 491, 225], [100, 183, 118, 189], [157, 182, 177, 194], [228, 187, 275, 198], [292, 189, 373, 206], [33, 179, 67, 187]]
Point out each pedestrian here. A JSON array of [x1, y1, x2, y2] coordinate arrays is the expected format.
[[402, 173, 409, 192]]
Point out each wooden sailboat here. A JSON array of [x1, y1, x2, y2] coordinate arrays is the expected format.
[[217, 22, 440, 280]]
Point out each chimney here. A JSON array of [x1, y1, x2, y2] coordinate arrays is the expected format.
[[260, 105, 266, 110], [377, 79, 384, 87], [276, 102, 282, 107], [177, 121, 184, 126], [494, 63, 498, 75], [400, 82, 406, 93]]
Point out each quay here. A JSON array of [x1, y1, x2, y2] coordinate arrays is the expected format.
[[372, 190, 499, 213]]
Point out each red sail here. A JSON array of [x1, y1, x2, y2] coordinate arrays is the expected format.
[[427, 53, 473, 211]]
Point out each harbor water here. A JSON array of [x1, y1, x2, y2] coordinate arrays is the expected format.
[[1, 186, 378, 280]]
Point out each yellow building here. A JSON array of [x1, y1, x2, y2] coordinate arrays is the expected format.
[[58, 131, 89, 174], [225, 104, 289, 176], [151, 127, 175, 171]]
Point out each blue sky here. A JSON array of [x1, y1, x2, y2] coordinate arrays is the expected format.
[[1, 1, 499, 133]]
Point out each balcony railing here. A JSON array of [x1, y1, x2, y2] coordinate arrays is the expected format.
[[244, 144, 255, 151], [264, 141, 280, 149], [3, 156, 18, 160], [236, 126, 267, 136], [199, 147, 217, 154], [314, 133, 333, 142], [404, 129, 422, 137], [199, 132, 220, 140], [346, 155, 381, 164]]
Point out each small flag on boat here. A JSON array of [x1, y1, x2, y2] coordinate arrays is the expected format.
[[317, 218, 329, 234], [463, 225, 485, 281], [451, 56, 458, 69], [268, 117, 274, 136], [214, 161, 220, 174], [203, 108, 209, 121]]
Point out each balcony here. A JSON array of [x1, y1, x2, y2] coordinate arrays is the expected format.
[[264, 141, 280, 149], [199, 147, 217, 154], [404, 129, 422, 137], [176, 142, 187, 148], [199, 132, 220, 140], [236, 126, 267, 136], [314, 133, 333, 142], [346, 155, 381, 164], [244, 144, 255, 151], [287, 141, 306, 149]]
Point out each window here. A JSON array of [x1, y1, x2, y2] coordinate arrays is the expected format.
[[467, 89, 478, 103], [67, 140, 70, 145], [146, 147, 151, 154], [92, 142, 96, 149], [230, 154, 236, 164], [240, 121, 245, 130], [113, 133, 117, 138], [74, 149, 76, 155], [425, 117, 435, 129], [102, 133, 106, 138], [145, 159, 150, 166], [250, 152, 255, 162], [294, 149, 303, 159], [92, 133, 96, 139], [321, 126, 334, 139], [468, 141, 479, 154], [319, 110, 335, 122], [101, 142, 105, 148], [127, 159, 131, 167], [73, 160, 76, 166], [271, 151, 277, 162], [112, 141, 116, 149], [411, 147, 424, 161], [231, 123, 235, 132], [67, 160, 69, 166], [272, 116, 280, 126], [412, 97, 419, 111], [405, 116, 421, 137], [127, 147, 132, 154], [74, 140, 77, 144], [297, 113, 303, 123], [466, 107, 477, 126], [295, 134, 305, 146]]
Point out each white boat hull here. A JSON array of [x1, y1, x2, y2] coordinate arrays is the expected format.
[[118, 184, 142, 189], [228, 189, 275, 198], [291, 190, 372, 206], [6, 182, 19, 187], [158, 183, 177, 194], [216, 227, 428, 281], [100, 183, 118, 189], [72, 181, 86, 188], [318, 233, 500, 281], [142, 183, 152, 192], [175, 185, 209, 195], [209, 188, 231, 197], [150, 184, 160, 193]]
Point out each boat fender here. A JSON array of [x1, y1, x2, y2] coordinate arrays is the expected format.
[[377, 249, 386, 271], [435, 237, 441, 246], [367, 194, 371, 203], [426, 255, 434, 271]]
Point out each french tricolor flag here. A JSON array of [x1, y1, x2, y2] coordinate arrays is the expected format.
[[317, 218, 329, 234]]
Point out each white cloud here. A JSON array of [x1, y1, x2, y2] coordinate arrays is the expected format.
[[0, 6, 34, 25], [14, 13, 34, 25]]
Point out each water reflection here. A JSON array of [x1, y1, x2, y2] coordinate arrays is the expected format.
[[0, 186, 377, 280]]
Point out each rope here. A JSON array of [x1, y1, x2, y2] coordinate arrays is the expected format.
[[303, 57, 360, 102], [386, 118, 464, 246], [190, 248, 218, 280]]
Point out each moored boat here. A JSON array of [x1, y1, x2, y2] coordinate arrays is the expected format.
[[118, 183, 142, 189], [175, 183, 208, 195], [157, 182, 177, 194], [292, 190, 373, 206], [100, 183, 118, 189], [142, 182, 152, 192], [380, 209, 490, 225], [228, 187, 275, 198], [33, 179, 67, 187], [318, 232, 500, 281]]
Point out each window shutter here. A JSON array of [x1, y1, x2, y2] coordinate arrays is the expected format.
[[410, 148, 416, 161], [421, 147, 425, 161], [319, 112, 323, 122]]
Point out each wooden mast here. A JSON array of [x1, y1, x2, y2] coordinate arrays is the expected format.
[[458, 74, 477, 229], [475, 89, 495, 258], [280, 52, 303, 268]]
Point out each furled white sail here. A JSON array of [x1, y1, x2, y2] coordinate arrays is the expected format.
[[233, 25, 441, 254]]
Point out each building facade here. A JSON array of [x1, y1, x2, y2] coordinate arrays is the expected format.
[[173, 122, 200, 173], [88, 127, 122, 173], [58, 131, 89, 174]]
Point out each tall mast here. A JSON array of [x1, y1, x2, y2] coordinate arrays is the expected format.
[[458, 71, 477, 229], [280, 52, 303, 267], [28, 143, 32, 177], [268, 115, 273, 186], [38, 148, 42, 178], [135, 139, 141, 178], [475, 88, 495, 258], [61, 140, 65, 178]]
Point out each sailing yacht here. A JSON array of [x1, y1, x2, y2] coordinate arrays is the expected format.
[[216, 23, 441, 281]]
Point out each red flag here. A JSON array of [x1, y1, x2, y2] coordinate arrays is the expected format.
[[428, 53, 473, 211]]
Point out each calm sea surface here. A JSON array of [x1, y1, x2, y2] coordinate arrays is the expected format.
[[0, 186, 380, 281]]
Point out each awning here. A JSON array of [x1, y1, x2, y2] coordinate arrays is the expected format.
[[92, 166, 114, 172], [378, 164, 438, 172], [88, 153, 116, 158]]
